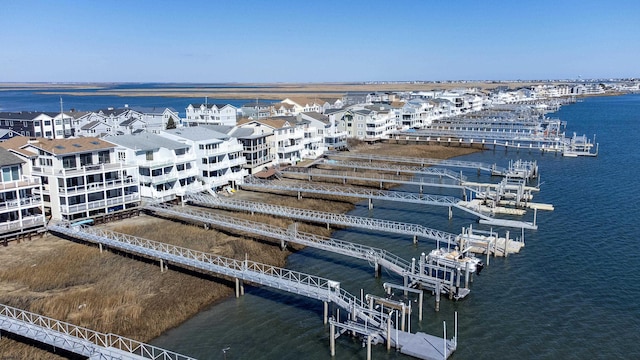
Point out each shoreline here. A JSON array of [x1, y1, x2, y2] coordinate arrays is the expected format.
[[0, 143, 477, 359]]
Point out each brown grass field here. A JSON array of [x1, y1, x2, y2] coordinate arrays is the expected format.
[[0, 143, 477, 358]]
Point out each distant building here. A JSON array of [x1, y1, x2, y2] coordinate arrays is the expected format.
[[185, 103, 237, 126]]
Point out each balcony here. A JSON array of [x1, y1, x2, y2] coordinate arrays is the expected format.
[[0, 215, 46, 234], [53, 162, 137, 177], [0, 176, 41, 191], [57, 177, 138, 195], [245, 154, 275, 167], [277, 143, 304, 154], [0, 196, 42, 212], [139, 171, 178, 185], [137, 158, 175, 169], [60, 193, 140, 215]]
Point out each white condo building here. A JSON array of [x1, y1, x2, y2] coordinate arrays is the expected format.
[[185, 103, 237, 126], [0, 147, 45, 237], [106, 133, 203, 202], [0, 137, 140, 221], [160, 127, 247, 190]]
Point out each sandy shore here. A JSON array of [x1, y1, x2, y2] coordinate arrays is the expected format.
[[0, 143, 476, 358]]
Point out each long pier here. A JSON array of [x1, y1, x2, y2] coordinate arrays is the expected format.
[[390, 132, 598, 157], [325, 151, 507, 176], [241, 177, 538, 230], [184, 192, 458, 246], [143, 202, 473, 300], [0, 303, 194, 360], [184, 192, 524, 258], [47, 223, 457, 360], [281, 165, 541, 209]]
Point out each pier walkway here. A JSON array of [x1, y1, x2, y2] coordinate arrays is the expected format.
[[241, 177, 538, 230], [325, 152, 506, 177], [47, 223, 456, 360], [184, 192, 458, 246], [143, 202, 472, 300], [0, 303, 194, 360], [282, 165, 541, 208]]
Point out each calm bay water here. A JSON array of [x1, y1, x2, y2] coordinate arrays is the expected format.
[[3, 89, 638, 359], [0, 84, 268, 115]]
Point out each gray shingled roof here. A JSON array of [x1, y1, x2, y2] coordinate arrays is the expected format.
[[105, 133, 189, 151], [0, 147, 25, 167], [200, 125, 234, 134], [0, 112, 42, 120], [81, 120, 104, 130], [119, 117, 144, 127], [164, 126, 229, 142]]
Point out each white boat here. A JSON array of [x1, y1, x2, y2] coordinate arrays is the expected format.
[[427, 248, 484, 274]]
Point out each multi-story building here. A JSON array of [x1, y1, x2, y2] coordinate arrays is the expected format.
[[262, 117, 305, 164], [0, 111, 74, 139], [160, 127, 247, 190], [106, 133, 202, 202], [280, 98, 323, 114], [185, 103, 237, 126], [297, 112, 347, 153], [1, 136, 140, 221], [231, 123, 276, 174], [240, 101, 273, 119], [0, 147, 45, 237], [332, 105, 397, 141]]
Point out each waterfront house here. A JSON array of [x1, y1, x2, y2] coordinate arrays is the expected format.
[[331, 105, 397, 141], [0, 111, 74, 139], [0, 147, 45, 238], [159, 127, 247, 190], [106, 133, 202, 202], [185, 103, 237, 127], [237, 117, 304, 165], [135, 107, 181, 133], [298, 112, 348, 152], [280, 98, 323, 114], [78, 119, 118, 137], [240, 101, 273, 120], [0, 136, 140, 221], [231, 122, 276, 174]]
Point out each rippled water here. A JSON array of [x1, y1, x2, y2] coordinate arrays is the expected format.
[[149, 95, 640, 360]]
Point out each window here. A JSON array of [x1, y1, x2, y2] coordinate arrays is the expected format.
[[80, 153, 93, 166], [98, 151, 110, 164], [1, 166, 20, 182], [45, 131, 52, 137], [62, 155, 76, 169], [117, 151, 126, 161], [145, 151, 153, 161], [34, 121, 41, 127], [55, 119, 62, 125], [44, 120, 51, 126]]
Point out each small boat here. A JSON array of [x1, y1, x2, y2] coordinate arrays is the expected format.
[[427, 248, 484, 274]]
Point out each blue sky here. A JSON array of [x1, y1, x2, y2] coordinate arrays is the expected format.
[[1, 0, 638, 83]]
